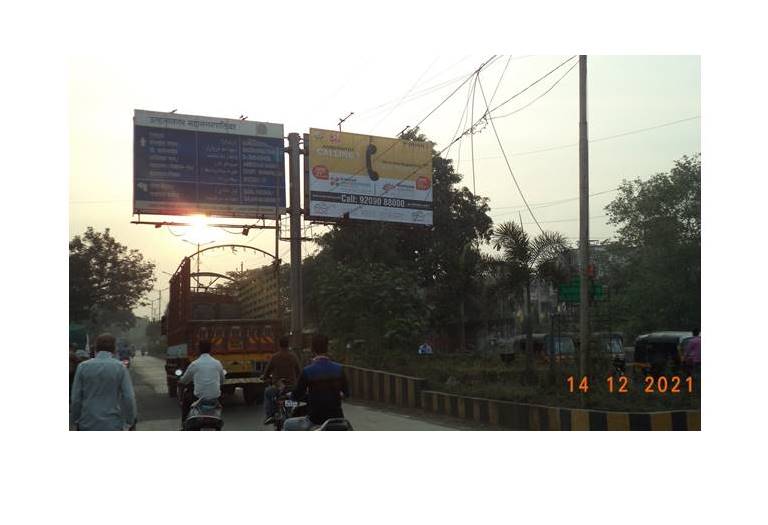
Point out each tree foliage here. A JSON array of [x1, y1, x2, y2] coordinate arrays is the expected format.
[[69, 227, 156, 330], [603, 154, 701, 335], [490, 220, 571, 376], [306, 128, 493, 351]]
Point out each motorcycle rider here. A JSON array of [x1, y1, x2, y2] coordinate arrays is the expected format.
[[290, 334, 349, 426], [178, 339, 225, 428], [262, 335, 301, 425]]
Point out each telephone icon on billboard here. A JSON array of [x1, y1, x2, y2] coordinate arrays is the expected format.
[[366, 144, 379, 181]]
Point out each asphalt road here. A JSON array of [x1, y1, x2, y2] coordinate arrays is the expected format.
[[129, 354, 465, 431]]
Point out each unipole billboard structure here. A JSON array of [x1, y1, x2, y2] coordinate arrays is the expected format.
[[133, 110, 285, 218], [305, 128, 433, 226]]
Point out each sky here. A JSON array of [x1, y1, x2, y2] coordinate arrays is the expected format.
[[69, 55, 700, 319]]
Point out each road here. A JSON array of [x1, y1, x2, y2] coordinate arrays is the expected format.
[[129, 355, 466, 431]]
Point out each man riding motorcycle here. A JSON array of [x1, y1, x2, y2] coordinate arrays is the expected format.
[[289, 334, 349, 427], [178, 339, 225, 429], [262, 335, 301, 425]]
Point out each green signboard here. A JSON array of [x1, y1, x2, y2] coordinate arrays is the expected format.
[[558, 278, 604, 303]]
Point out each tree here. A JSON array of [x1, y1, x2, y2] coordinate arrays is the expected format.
[[70, 227, 156, 332], [604, 154, 701, 336], [491, 221, 570, 381], [309, 128, 493, 352]]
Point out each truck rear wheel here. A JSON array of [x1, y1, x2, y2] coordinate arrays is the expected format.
[[242, 384, 261, 405]]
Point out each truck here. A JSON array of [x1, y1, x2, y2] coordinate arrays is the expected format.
[[161, 256, 281, 405]]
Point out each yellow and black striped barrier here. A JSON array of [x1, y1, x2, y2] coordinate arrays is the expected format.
[[344, 365, 427, 409], [420, 390, 701, 430], [342, 365, 700, 430]]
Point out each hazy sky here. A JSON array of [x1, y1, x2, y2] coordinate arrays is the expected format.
[[69, 55, 700, 318]]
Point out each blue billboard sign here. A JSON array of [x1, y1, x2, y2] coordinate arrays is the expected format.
[[133, 110, 285, 219]]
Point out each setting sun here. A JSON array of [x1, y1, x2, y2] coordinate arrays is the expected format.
[[181, 215, 225, 246]]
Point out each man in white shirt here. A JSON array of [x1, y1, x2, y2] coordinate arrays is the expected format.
[[70, 333, 137, 431], [178, 340, 225, 426]]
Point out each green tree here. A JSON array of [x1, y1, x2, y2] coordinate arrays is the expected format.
[[604, 154, 701, 336], [491, 221, 570, 381], [309, 128, 493, 352], [69, 227, 156, 332]]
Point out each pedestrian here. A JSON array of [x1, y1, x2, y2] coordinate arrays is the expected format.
[[70, 333, 137, 431], [418, 341, 433, 355], [683, 328, 701, 384], [262, 335, 301, 425]]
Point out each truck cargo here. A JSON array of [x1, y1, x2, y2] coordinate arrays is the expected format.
[[161, 256, 281, 405]]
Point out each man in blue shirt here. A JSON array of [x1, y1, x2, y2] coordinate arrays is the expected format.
[[70, 333, 137, 431], [292, 334, 349, 426]]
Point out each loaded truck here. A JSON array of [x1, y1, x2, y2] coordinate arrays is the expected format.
[[161, 256, 281, 405]]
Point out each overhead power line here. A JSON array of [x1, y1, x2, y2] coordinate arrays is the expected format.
[[459, 115, 701, 162], [491, 188, 619, 214], [411, 55, 498, 131], [492, 59, 578, 120], [476, 75, 545, 234]]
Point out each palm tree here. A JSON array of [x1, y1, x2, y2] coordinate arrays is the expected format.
[[491, 221, 570, 382]]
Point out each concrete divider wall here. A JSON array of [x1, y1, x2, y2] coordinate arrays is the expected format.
[[344, 365, 426, 409], [343, 365, 700, 430], [420, 390, 701, 431]]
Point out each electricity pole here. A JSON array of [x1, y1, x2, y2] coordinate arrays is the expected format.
[[287, 133, 303, 351], [578, 55, 590, 381]]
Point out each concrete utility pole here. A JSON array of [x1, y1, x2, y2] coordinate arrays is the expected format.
[[287, 133, 303, 351], [578, 55, 590, 380]]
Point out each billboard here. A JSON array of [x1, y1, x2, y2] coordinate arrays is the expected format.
[[133, 110, 285, 219], [306, 128, 433, 225]]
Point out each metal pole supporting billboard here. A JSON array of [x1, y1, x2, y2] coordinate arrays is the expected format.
[[578, 55, 590, 381], [287, 133, 303, 351]]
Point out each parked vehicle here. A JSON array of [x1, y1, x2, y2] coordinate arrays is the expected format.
[[162, 256, 281, 405], [633, 331, 693, 377], [499, 333, 577, 364], [571, 331, 626, 375]]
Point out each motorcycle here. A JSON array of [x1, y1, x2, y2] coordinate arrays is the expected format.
[[279, 391, 353, 431], [175, 369, 224, 431]]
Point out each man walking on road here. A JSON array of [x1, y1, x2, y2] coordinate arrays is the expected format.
[[262, 335, 301, 425], [178, 339, 225, 427], [70, 333, 137, 431]]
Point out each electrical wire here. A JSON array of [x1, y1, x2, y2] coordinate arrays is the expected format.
[[492, 59, 578, 120], [461, 115, 701, 161], [488, 55, 513, 108], [370, 57, 440, 133], [485, 56, 577, 116], [476, 75, 545, 234], [491, 188, 619, 213], [411, 55, 498, 131]]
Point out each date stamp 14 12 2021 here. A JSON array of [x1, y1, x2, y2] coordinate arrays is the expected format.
[[567, 375, 695, 394]]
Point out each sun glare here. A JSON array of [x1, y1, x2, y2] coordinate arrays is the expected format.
[[181, 215, 224, 245]]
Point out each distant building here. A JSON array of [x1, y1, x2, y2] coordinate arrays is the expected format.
[[238, 265, 280, 320]]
